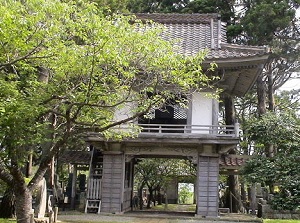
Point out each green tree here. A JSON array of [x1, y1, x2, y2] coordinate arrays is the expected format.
[[90, 0, 129, 14], [135, 158, 175, 208], [0, 1, 211, 222], [127, 0, 190, 13], [241, 0, 296, 45], [242, 112, 300, 210], [178, 183, 192, 204], [134, 158, 195, 208], [238, 0, 297, 116], [230, 1, 299, 205]]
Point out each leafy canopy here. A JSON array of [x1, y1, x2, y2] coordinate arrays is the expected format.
[[241, 0, 296, 45], [242, 113, 300, 210], [0, 0, 211, 187]]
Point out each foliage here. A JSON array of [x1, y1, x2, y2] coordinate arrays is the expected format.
[[0, 180, 6, 195], [181, 0, 234, 22], [264, 220, 300, 223], [275, 90, 300, 117], [238, 1, 299, 112], [242, 113, 300, 210], [0, 0, 212, 221], [90, 0, 129, 14], [126, 0, 233, 20], [245, 112, 297, 147], [127, 0, 190, 13], [0, 0, 209, 173], [0, 220, 16, 223], [135, 158, 178, 191], [178, 183, 193, 204], [134, 158, 195, 206], [236, 0, 296, 45]]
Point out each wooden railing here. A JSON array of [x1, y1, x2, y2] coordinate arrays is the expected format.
[[138, 123, 240, 137], [108, 123, 240, 138]]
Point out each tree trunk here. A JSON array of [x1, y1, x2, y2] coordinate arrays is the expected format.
[[138, 184, 144, 210], [256, 72, 267, 116], [224, 95, 243, 212], [266, 65, 275, 112], [241, 181, 247, 206], [224, 94, 235, 125], [157, 189, 162, 205], [147, 187, 154, 209], [26, 152, 33, 178], [15, 187, 33, 223], [265, 62, 276, 192], [164, 190, 168, 210], [227, 175, 243, 213]]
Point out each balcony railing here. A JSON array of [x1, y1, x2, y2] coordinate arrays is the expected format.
[[138, 123, 240, 137], [107, 123, 240, 138]]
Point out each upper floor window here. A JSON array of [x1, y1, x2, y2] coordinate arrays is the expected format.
[[139, 96, 188, 125]]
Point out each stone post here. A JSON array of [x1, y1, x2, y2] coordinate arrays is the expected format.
[[70, 165, 77, 209], [250, 183, 257, 215], [35, 178, 47, 218]]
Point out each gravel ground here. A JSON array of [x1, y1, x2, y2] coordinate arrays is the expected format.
[[57, 211, 262, 223]]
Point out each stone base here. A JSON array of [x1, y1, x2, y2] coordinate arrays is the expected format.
[[34, 218, 48, 223], [259, 204, 300, 219], [194, 214, 220, 218]]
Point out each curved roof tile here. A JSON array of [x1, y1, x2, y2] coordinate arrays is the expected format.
[[134, 13, 270, 97], [134, 13, 269, 60]]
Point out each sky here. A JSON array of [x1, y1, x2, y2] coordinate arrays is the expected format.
[[280, 78, 300, 91]]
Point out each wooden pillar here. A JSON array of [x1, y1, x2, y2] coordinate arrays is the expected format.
[[212, 98, 219, 125], [196, 155, 219, 217], [101, 152, 125, 213], [70, 165, 77, 209]]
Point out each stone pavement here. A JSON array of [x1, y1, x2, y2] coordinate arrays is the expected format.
[[58, 211, 262, 223]]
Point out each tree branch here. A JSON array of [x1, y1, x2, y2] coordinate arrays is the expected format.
[[28, 129, 70, 192], [0, 41, 53, 69], [0, 163, 14, 186]]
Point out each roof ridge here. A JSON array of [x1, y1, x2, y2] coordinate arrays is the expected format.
[[221, 43, 270, 53], [134, 13, 220, 24]]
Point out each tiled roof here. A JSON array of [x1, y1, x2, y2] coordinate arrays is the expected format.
[[207, 44, 268, 60], [134, 13, 270, 97], [59, 151, 91, 165], [134, 13, 269, 60], [135, 13, 219, 24]]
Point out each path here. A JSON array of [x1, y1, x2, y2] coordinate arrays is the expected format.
[[58, 211, 262, 223]]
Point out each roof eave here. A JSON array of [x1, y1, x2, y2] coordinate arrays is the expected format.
[[203, 54, 270, 69], [203, 54, 270, 97]]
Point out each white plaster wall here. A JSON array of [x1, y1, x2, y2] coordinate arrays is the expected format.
[[113, 101, 138, 134], [114, 101, 136, 122], [191, 92, 214, 133]]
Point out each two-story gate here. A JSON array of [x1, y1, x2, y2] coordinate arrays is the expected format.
[[86, 122, 239, 217], [83, 12, 269, 218]]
